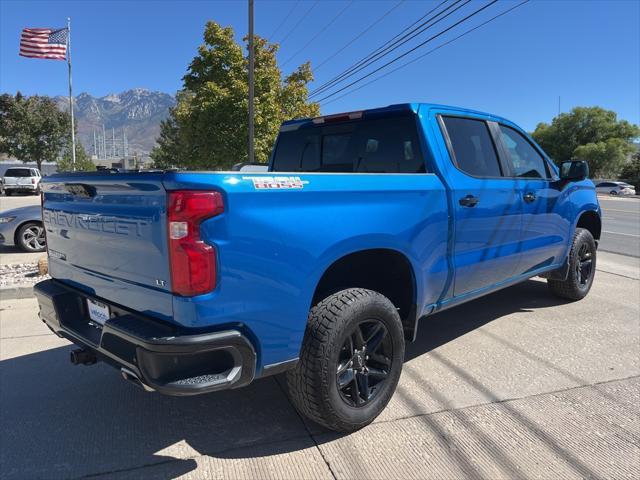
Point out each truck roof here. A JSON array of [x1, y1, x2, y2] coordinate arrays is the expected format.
[[281, 103, 512, 128]]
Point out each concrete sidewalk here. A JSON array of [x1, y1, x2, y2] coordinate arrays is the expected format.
[[1, 265, 638, 479]]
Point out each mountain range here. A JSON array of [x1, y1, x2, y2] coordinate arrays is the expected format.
[[54, 88, 175, 156]]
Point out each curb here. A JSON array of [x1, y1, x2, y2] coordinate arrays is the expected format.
[[0, 285, 35, 300]]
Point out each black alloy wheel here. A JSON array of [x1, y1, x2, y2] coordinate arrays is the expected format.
[[576, 242, 593, 286], [336, 319, 392, 407]]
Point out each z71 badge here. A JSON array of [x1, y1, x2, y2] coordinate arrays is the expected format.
[[242, 176, 309, 190]]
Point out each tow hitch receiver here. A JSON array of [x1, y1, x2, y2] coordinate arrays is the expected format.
[[70, 348, 97, 365]]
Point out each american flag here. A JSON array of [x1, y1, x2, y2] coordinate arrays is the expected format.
[[19, 27, 68, 60]]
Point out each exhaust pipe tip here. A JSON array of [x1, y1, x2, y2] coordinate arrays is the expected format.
[[121, 368, 154, 392], [70, 348, 97, 366]]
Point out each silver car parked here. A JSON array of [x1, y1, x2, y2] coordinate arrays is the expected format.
[[0, 205, 46, 252], [595, 181, 636, 196]]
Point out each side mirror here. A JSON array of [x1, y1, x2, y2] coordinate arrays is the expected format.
[[560, 160, 589, 181]]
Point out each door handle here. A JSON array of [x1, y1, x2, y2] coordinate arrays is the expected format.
[[459, 195, 479, 207], [523, 192, 537, 203]]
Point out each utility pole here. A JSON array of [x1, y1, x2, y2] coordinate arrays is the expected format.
[[558, 96, 561, 116], [248, 0, 255, 164]]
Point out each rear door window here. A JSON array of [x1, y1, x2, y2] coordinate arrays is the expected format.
[[441, 116, 502, 177], [271, 115, 425, 173], [498, 125, 550, 179]]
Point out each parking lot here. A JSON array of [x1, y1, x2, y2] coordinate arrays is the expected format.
[[1, 193, 639, 479]]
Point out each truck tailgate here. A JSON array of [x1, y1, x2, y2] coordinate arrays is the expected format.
[[42, 174, 174, 320]]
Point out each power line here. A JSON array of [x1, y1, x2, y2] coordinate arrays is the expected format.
[[314, 0, 500, 103], [322, 0, 530, 106], [311, 0, 466, 98], [310, 0, 464, 98], [281, 1, 355, 68], [314, 0, 407, 72], [268, 0, 300, 42], [311, 0, 451, 96], [278, 0, 320, 46], [365, 0, 451, 59]]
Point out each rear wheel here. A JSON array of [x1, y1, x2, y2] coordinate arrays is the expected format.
[[548, 228, 596, 300], [609, 190, 618, 196], [286, 288, 404, 432], [16, 222, 46, 252]]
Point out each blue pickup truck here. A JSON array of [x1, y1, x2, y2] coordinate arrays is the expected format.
[[35, 103, 601, 432]]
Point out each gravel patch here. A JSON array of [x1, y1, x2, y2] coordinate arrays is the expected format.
[[0, 263, 50, 288]]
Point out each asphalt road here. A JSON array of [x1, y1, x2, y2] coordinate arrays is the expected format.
[[1, 258, 638, 479], [598, 197, 640, 258]]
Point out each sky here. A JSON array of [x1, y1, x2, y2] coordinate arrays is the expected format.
[[1, 0, 638, 131]]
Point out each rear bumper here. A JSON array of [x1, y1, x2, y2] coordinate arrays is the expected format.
[[4, 184, 37, 191], [34, 279, 256, 396]]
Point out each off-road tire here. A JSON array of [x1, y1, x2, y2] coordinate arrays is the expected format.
[[286, 288, 404, 432], [548, 228, 596, 300]]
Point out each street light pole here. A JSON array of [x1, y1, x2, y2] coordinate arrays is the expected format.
[[248, 0, 255, 164]]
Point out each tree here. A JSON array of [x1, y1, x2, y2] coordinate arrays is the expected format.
[[0, 93, 70, 170], [573, 138, 635, 178], [57, 141, 96, 172], [532, 107, 639, 177], [620, 150, 640, 188], [151, 22, 320, 170], [150, 115, 181, 169]]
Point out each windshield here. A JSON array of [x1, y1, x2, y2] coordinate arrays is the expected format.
[[4, 168, 32, 177]]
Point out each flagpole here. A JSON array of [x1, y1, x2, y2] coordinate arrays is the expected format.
[[67, 17, 76, 170]]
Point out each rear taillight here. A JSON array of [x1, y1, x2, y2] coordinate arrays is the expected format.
[[167, 190, 224, 296], [32, 178, 36, 184]]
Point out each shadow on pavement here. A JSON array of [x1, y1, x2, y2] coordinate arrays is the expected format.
[[406, 278, 568, 361], [0, 245, 24, 255], [1, 279, 570, 479]]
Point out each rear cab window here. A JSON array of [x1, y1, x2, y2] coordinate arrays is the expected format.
[[271, 114, 426, 173]]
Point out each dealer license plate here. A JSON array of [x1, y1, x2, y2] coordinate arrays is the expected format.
[[87, 298, 110, 325]]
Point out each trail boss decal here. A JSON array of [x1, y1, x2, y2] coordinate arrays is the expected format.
[[243, 176, 309, 190]]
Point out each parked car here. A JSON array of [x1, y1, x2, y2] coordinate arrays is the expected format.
[[595, 181, 636, 196], [0, 205, 46, 252], [2, 167, 42, 195], [34, 103, 601, 432]]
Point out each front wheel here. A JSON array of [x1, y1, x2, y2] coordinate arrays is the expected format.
[[286, 288, 405, 432], [548, 228, 596, 300]]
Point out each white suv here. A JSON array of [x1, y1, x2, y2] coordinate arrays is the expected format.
[[1, 167, 42, 196]]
